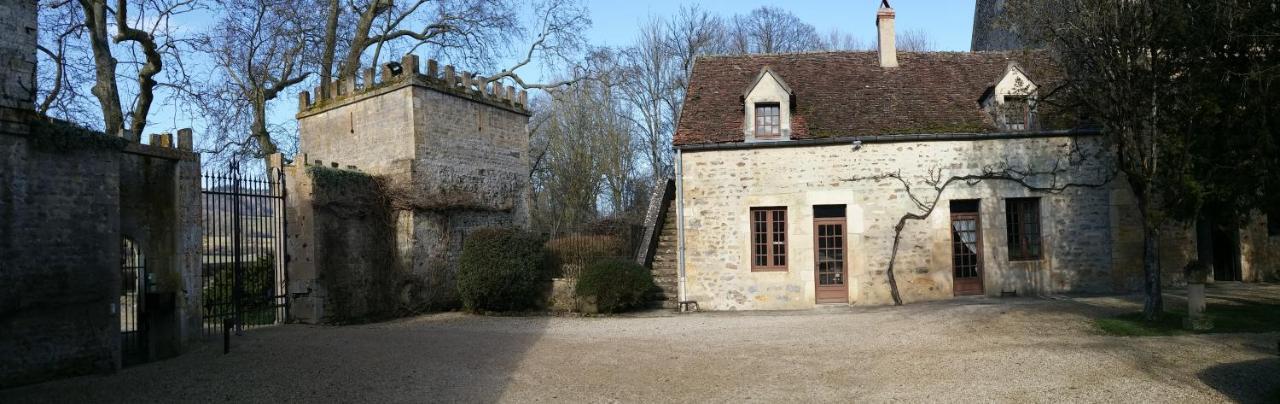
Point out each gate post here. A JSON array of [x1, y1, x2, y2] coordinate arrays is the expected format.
[[230, 161, 244, 335]]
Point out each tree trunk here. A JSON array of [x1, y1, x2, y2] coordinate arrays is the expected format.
[[1139, 196, 1164, 321], [1195, 216, 1214, 278], [318, 0, 340, 99], [80, 0, 125, 137], [250, 96, 277, 155]]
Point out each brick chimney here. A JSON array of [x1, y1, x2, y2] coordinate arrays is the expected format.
[[876, 0, 898, 68]]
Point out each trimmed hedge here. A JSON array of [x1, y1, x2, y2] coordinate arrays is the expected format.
[[574, 258, 655, 313], [456, 228, 549, 312]]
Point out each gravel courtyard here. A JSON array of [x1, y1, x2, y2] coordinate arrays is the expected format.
[[4, 287, 1278, 403]]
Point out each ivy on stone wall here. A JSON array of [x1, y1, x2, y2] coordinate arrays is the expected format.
[[25, 118, 127, 153], [308, 165, 376, 186]]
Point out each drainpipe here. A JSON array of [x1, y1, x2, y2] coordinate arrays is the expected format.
[[676, 149, 687, 306]]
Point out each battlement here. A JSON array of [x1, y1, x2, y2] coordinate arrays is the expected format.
[[297, 54, 530, 116]]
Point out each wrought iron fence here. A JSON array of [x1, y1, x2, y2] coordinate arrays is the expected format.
[[201, 161, 288, 336], [542, 219, 645, 279]]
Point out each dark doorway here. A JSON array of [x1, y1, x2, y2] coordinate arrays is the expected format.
[[951, 200, 984, 296], [813, 205, 848, 304], [1212, 224, 1242, 282]]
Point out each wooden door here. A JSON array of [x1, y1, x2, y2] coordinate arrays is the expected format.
[[951, 213, 984, 296], [814, 218, 848, 303]]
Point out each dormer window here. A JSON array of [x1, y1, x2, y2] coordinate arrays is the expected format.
[[1001, 95, 1030, 131], [743, 67, 793, 142], [984, 62, 1040, 132], [754, 103, 781, 139]]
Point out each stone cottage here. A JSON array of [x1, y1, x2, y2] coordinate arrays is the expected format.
[[666, 2, 1279, 310]]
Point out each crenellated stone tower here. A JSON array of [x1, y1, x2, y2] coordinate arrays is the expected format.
[[291, 54, 532, 316], [971, 0, 1026, 51]]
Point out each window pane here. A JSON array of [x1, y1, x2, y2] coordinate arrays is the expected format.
[[755, 103, 781, 138], [1005, 198, 1041, 260]]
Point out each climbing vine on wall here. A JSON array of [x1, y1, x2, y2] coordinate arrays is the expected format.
[[843, 139, 1116, 305]]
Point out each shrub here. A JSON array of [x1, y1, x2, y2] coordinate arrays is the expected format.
[[544, 234, 626, 277], [574, 258, 656, 313], [202, 255, 278, 325], [456, 228, 549, 312]]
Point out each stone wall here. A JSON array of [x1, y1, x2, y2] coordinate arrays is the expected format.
[[292, 55, 531, 317], [285, 165, 402, 323], [678, 134, 1203, 310], [971, 0, 1029, 51], [0, 128, 201, 388], [0, 133, 121, 388], [1241, 213, 1280, 282], [0, 0, 37, 137]]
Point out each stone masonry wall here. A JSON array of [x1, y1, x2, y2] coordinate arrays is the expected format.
[[971, 0, 1025, 51], [1241, 213, 1280, 282], [0, 134, 121, 388], [298, 85, 417, 176], [679, 135, 1201, 310], [0, 129, 202, 388], [285, 165, 403, 323], [0, 0, 37, 136]]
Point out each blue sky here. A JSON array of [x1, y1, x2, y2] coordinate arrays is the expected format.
[[584, 1, 977, 50]]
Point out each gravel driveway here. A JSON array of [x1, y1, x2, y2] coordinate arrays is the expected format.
[[3, 288, 1278, 403]]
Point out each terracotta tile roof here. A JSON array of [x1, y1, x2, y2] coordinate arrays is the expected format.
[[674, 50, 1062, 146]]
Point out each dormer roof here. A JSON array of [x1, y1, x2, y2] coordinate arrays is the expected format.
[[743, 66, 793, 98]]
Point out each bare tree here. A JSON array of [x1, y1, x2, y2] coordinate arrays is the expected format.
[[197, 0, 321, 158], [530, 50, 641, 230], [1006, 0, 1197, 320], [726, 6, 823, 54], [77, 0, 199, 140], [621, 17, 678, 181], [819, 28, 869, 51], [34, 0, 95, 122], [664, 5, 723, 139], [897, 28, 935, 52], [312, 0, 588, 96]]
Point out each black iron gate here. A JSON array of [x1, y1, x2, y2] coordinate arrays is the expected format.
[[120, 238, 147, 365], [201, 161, 288, 336]]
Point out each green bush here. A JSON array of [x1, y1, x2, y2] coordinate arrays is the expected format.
[[574, 258, 656, 313], [201, 255, 279, 325], [456, 228, 549, 312]]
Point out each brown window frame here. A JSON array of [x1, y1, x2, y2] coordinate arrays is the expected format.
[[750, 206, 787, 271], [754, 102, 781, 139], [1002, 95, 1030, 131], [1005, 198, 1042, 261]]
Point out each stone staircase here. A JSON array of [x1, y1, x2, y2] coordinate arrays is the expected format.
[[649, 197, 679, 309], [636, 179, 678, 310]]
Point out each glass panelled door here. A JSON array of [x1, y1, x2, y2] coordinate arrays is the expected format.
[[814, 217, 848, 303], [951, 212, 984, 296]]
